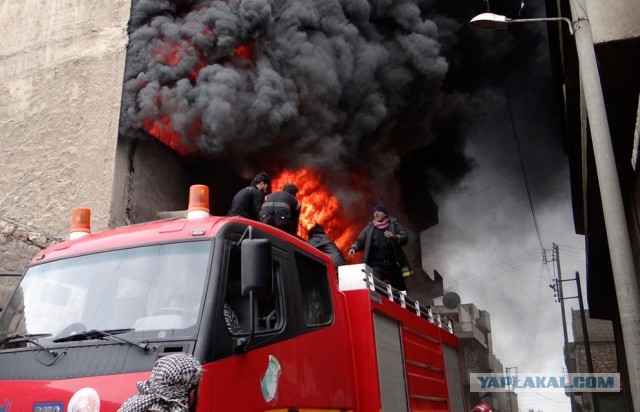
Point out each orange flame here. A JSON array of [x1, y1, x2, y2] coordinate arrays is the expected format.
[[234, 44, 253, 60], [143, 116, 195, 156], [142, 34, 259, 156], [152, 41, 183, 67], [192, 59, 206, 80], [273, 167, 364, 253]]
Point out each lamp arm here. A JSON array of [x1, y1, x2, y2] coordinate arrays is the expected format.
[[509, 17, 575, 35]]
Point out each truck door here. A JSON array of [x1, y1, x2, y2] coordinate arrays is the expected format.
[[204, 227, 356, 410]]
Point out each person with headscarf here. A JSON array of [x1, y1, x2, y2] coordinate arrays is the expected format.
[[224, 302, 243, 334], [307, 223, 346, 269], [118, 353, 204, 412], [348, 204, 412, 291]]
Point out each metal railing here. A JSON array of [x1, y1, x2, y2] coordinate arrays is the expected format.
[[360, 267, 454, 334]]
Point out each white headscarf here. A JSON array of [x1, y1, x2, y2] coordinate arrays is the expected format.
[[118, 353, 203, 412]]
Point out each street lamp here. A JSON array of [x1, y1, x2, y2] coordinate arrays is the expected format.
[[469, 7, 640, 410], [469, 12, 574, 35]]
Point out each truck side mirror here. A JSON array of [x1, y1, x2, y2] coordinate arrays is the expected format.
[[240, 239, 272, 298], [236, 238, 272, 353]]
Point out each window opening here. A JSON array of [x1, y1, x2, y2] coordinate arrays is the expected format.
[[295, 251, 332, 326], [223, 244, 281, 336]]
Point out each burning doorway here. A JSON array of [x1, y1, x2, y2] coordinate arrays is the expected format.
[[113, 0, 477, 300]]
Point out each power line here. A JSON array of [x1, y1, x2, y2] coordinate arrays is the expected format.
[[446, 251, 544, 286], [519, 264, 545, 369], [504, 88, 546, 260], [439, 209, 547, 279], [434, 172, 515, 200], [557, 243, 586, 252]]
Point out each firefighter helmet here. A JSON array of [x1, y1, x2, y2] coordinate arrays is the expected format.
[[473, 402, 494, 412]]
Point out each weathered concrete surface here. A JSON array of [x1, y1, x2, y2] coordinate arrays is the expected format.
[[0, 0, 131, 242], [585, 0, 640, 44], [110, 138, 189, 229], [0, 274, 21, 313], [0, 217, 59, 311], [0, 216, 60, 273]]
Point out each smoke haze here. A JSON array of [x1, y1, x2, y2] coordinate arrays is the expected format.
[[119, 2, 585, 408], [119, 0, 488, 216]]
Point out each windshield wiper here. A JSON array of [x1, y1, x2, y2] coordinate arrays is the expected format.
[[0, 333, 52, 345], [52, 328, 155, 352], [0, 333, 57, 355]]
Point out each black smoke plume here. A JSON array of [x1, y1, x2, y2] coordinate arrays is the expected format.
[[118, 0, 489, 219], [119, 0, 562, 231]]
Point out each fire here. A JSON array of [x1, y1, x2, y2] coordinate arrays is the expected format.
[[142, 37, 257, 155], [191, 59, 206, 80], [234, 44, 253, 60], [142, 116, 195, 157], [152, 41, 183, 67], [272, 167, 364, 254]]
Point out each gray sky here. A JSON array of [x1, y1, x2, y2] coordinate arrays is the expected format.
[[422, 53, 586, 411]]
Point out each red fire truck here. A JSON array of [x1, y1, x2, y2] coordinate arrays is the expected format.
[[0, 185, 465, 411]]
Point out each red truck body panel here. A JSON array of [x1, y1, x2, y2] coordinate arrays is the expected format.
[[0, 215, 462, 411]]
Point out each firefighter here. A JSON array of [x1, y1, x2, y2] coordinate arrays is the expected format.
[[472, 402, 494, 412], [307, 223, 346, 268], [227, 172, 272, 220], [118, 353, 203, 412], [259, 183, 301, 235], [348, 204, 412, 291]]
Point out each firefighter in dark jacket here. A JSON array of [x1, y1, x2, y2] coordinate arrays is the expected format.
[[259, 183, 301, 235], [348, 204, 412, 291], [307, 223, 346, 268], [227, 172, 271, 220]]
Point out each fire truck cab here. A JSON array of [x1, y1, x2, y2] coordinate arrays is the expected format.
[[0, 185, 465, 411]]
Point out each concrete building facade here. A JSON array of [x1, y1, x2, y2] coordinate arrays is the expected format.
[[434, 303, 518, 412], [567, 310, 627, 411], [0, 0, 445, 304], [0, 0, 132, 273], [0, 0, 190, 269]]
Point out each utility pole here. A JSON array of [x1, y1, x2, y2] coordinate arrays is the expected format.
[[559, 271, 598, 412], [575, 272, 594, 374], [552, 244, 570, 367], [550, 244, 575, 409], [505, 366, 518, 412], [567, 0, 640, 407], [467, 4, 640, 406]]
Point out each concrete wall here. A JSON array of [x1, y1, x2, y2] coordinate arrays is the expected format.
[[570, 310, 627, 410], [0, 274, 21, 314], [110, 138, 190, 228], [0, 217, 60, 274], [585, 0, 640, 44], [433, 303, 514, 410], [571, 309, 620, 373], [0, 0, 131, 249]]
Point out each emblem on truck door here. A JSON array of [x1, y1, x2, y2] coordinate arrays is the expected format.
[[261, 355, 282, 402]]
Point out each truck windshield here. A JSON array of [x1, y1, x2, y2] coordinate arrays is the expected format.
[[0, 241, 211, 348]]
